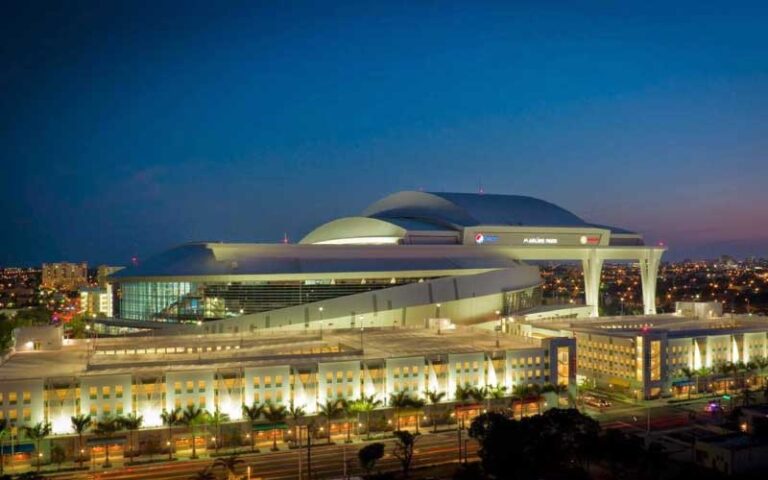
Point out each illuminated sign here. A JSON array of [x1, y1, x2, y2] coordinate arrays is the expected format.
[[474, 233, 498, 244], [579, 235, 600, 245], [523, 237, 558, 245]]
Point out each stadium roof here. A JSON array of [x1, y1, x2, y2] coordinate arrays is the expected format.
[[363, 191, 635, 233], [110, 242, 527, 280]]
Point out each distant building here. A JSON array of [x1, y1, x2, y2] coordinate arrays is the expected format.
[[79, 285, 114, 317], [41, 262, 88, 290], [96, 265, 124, 288], [694, 433, 768, 475]]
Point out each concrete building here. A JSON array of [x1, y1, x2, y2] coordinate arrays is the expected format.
[[79, 286, 114, 317], [518, 309, 768, 399], [42, 262, 88, 291], [0, 326, 574, 436]]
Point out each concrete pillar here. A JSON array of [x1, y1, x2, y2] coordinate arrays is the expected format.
[[581, 249, 604, 317], [639, 248, 663, 315]]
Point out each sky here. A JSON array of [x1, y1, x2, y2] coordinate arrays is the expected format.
[[1, 1, 766, 265]]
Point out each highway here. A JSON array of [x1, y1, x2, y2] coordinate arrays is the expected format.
[[47, 431, 478, 480]]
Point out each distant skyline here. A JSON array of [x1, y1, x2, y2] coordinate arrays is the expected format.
[[1, 1, 767, 265]]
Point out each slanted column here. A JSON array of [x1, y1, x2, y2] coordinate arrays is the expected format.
[[581, 249, 604, 317], [639, 248, 664, 315]]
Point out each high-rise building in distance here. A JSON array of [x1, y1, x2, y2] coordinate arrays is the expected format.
[[41, 262, 88, 291]]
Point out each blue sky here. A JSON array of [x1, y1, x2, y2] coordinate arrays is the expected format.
[[1, 1, 766, 264]]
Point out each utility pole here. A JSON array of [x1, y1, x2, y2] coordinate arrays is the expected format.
[[306, 424, 313, 480]]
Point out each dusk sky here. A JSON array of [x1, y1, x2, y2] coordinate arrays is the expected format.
[[1, 1, 766, 265]]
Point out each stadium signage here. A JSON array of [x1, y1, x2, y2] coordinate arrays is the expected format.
[[523, 237, 559, 245], [474, 233, 499, 244]]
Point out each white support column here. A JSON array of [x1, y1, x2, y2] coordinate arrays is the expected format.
[[581, 249, 604, 317], [639, 248, 663, 315]]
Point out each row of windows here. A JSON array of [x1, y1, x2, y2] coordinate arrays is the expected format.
[[0, 392, 31, 406], [0, 408, 32, 422]]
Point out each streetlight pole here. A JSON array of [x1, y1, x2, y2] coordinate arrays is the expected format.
[[436, 304, 442, 335], [495, 310, 501, 348], [318, 307, 324, 339]]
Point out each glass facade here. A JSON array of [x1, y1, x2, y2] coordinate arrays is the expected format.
[[502, 286, 543, 315], [118, 278, 428, 322]]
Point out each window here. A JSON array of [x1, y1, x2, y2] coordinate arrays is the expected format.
[[198, 380, 206, 393], [22, 392, 30, 405], [253, 376, 261, 388], [186, 381, 194, 394], [22, 408, 30, 421], [102, 386, 111, 399], [174, 382, 182, 395], [103, 404, 111, 415], [89, 405, 97, 416], [199, 396, 206, 408], [275, 375, 283, 387], [89, 387, 98, 400], [115, 386, 123, 399], [264, 376, 272, 388], [8, 393, 17, 406]]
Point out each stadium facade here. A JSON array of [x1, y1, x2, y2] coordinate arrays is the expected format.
[[111, 191, 666, 333]]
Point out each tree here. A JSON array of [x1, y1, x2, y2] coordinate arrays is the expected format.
[[70, 413, 92, 468], [241, 402, 264, 452], [392, 430, 419, 477], [161, 407, 183, 460], [207, 408, 230, 453], [213, 454, 245, 480], [358, 442, 385, 478], [0, 419, 9, 475], [353, 394, 382, 439], [92, 416, 121, 468], [468, 409, 600, 478], [389, 391, 416, 430], [317, 399, 343, 444], [182, 405, 207, 459], [22, 421, 51, 473], [120, 412, 143, 464], [287, 402, 306, 446], [262, 402, 287, 451], [425, 390, 446, 433]]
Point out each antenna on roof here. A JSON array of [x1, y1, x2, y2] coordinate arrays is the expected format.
[[282, 232, 289, 244]]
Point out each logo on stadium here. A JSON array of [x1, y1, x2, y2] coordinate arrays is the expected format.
[[475, 233, 485, 244], [580, 235, 600, 245]]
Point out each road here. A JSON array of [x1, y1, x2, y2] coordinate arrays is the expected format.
[[47, 432, 478, 480]]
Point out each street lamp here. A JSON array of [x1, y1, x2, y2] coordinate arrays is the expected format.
[[436, 303, 442, 335]]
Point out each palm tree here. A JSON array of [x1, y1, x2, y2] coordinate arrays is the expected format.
[[389, 391, 414, 430], [23, 421, 51, 473], [262, 402, 288, 451], [679, 367, 695, 399], [487, 384, 508, 412], [182, 405, 207, 459], [353, 394, 382, 439], [92, 416, 120, 468], [207, 408, 230, 453], [213, 454, 245, 480], [409, 397, 426, 433], [70, 414, 91, 468], [753, 356, 768, 387], [287, 402, 306, 446], [0, 419, 9, 475], [317, 399, 343, 444], [425, 390, 445, 433], [120, 413, 143, 464], [340, 400, 355, 443], [241, 402, 264, 452], [161, 407, 183, 460]]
